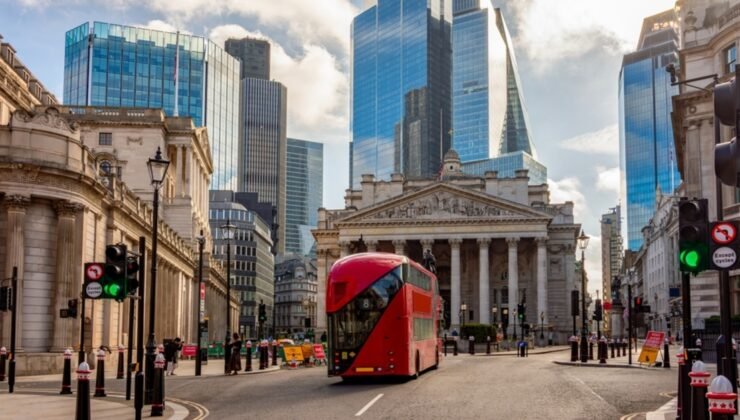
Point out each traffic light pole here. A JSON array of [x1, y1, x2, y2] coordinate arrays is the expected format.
[[78, 294, 86, 364], [8, 266, 17, 393], [714, 113, 738, 397], [135, 237, 146, 420]]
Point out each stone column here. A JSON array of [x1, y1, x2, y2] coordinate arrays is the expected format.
[[507, 237, 519, 336], [392, 240, 406, 256], [339, 241, 350, 258], [536, 237, 548, 326], [565, 244, 576, 331], [51, 201, 84, 352], [449, 238, 462, 329], [2, 195, 30, 350], [477, 238, 491, 325], [365, 240, 378, 252], [316, 249, 328, 333]]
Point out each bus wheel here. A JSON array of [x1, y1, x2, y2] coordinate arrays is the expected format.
[[413, 351, 420, 379], [431, 346, 439, 370]]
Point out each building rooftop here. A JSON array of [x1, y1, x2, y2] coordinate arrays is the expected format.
[[0, 33, 59, 109]]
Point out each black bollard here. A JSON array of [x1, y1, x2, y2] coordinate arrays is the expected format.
[[444, 334, 448, 356], [570, 336, 578, 362], [486, 336, 491, 355], [453, 338, 458, 356], [469, 336, 475, 355], [151, 353, 165, 417], [706, 375, 737, 420], [272, 340, 278, 367], [75, 361, 91, 420], [60, 348, 73, 395], [117, 346, 124, 379], [689, 361, 710, 420], [610, 341, 615, 358], [260, 341, 267, 370], [94, 349, 107, 397], [244, 341, 252, 372], [599, 338, 607, 364], [0, 347, 6, 382], [589, 340, 594, 360], [663, 340, 671, 369]]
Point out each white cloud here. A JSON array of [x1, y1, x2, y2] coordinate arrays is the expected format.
[[583, 235, 603, 296], [133, 20, 189, 34], [209, 25, 349, 144], [548, 177, 588, 220], [596, 166, 620, 194], [560, 124, 619, 155], [508, 0, 675, 68]]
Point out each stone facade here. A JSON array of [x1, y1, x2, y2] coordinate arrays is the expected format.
[[313, 151, 581, 344], [274, 256, 318, 337]]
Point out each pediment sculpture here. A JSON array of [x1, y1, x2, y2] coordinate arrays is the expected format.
[[372, 191, 517, 220]]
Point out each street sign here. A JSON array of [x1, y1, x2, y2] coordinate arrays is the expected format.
[[712, 246, 737, 269], [85, 282, 103, 299], [712, 222, 737, 244], [638, 331, 665, 366], [85, 263, 104, 281]]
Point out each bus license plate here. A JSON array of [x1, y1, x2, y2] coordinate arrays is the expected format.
[[355, 367, 374, 373]]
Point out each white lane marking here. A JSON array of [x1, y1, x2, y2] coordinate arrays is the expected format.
[[355, 393, 384, 417], [564, 371, 609, 405]]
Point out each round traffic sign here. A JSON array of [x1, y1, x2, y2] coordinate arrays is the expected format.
[[86, 282, 103, 299], [712, 222, 737, 245], [712, 246, 737, 269], [86, 263, 104, 281]]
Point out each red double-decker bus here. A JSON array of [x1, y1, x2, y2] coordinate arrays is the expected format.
[[327, 252, 441, 378]]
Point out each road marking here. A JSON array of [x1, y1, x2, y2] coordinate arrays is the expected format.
[[565, 372, 609, 405], [619, 412, 646, 420], [355, 393, 384, 417]]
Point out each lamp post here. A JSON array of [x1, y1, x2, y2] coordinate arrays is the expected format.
[[578, 230, 590, 363], [145, 147, 169, 404], [491, 306, 498, 324], [220, 219, 236, 375], [195, 230, 205, 377], [460, 303, 467, 328]]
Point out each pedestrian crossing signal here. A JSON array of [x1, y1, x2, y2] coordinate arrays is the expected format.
[[0, 286, 11, 311]]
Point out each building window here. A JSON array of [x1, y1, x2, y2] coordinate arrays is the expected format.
[[99, 132, 113, 146], [725, 44, 737, 74]]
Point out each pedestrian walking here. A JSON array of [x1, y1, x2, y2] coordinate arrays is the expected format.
[[228, 333, 242, 375], [164, 338, 182, 376]]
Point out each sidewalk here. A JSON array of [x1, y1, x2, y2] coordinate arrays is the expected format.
[[461, 345, 570, 357], [0, 391, 186, 419]]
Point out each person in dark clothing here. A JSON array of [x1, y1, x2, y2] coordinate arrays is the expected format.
[[228, 333, 242, 375], [164, 338, 182, 376]]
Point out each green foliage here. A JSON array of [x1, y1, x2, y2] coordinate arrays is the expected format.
[[460, 323, 497, 342]]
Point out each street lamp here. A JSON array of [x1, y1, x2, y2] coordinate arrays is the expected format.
[[145, 147, 169, 404], [491, 306, 498, 324], [220, 219, 236, 374], [303, 298, 313, 341], [577, 230, 590, 363], [460, 303, 467, 328], [195, 230, 205, 376]]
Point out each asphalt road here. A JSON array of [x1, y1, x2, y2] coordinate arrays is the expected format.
[[158, 350, 676, 420]]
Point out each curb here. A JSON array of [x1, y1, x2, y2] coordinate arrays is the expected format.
[[552, 360, 673, 370]]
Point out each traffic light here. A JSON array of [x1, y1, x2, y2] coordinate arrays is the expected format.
[[714, 77, 740, 186], [259, 303, 267, 322], [634, 296, 642, 308], [103, 244, 127, 300], [593, 299, 602, 321], [0, 286, 10, 311], [517, 304, 525, 321], [67, 299, 78, 318], [125, 256, 140, 295], [678, 198, 709, 274]]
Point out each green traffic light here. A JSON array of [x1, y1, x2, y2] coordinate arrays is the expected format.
[[680, 249, 700, 268], [104, 283, 122, 298]]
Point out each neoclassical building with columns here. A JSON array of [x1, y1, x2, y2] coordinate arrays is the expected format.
[[314, 151, 581, 344]]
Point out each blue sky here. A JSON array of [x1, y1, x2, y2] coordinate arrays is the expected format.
[[0, 0, 676, 290]]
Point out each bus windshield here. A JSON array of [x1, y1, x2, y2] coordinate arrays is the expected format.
[[329, 266, 403, 350]]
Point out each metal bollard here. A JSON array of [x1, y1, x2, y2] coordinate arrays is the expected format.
[[117, 346, 124, 379], [60, 348, 73, 395], [469, 336, 475, 355], [0, 347, 6, 382], [610, 340, 615, 358], [151, 353, 165, 417], [272, 340, 278, 366], [676, 348, 685, 420], [260, 340, 267, 370], [599, 337, 607, 364], [570, 336, 578, 362], [244, 340, 252, 372], [486, 336, 491, 355], [75, 361, 91, 420], [663, 339, 671, 369], [444, 334, 448, 356], [94, 349, 107, 397], [453, 338, 458, 356], [689, 361, 710, 420], [589, 340, 594, 360], [707, 375, 737, 420]]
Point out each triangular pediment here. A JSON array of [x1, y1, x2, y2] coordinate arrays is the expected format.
[[336, 182, 552, 225]]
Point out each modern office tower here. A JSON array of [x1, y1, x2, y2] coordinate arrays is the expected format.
[[210, 191, 275, 338], [452, 1, 535, 162], [619, 9, 680, 250], [285, 138, 324, 257], [63, 22, 240, 191], [350, 0, 452, 188], [225, 37, 270, 80], [238, 77, 287, 254], [461, 151, 546, 185]]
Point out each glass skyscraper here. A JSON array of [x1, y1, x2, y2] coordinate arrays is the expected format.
[[350, 0, 452, 188], [63, 22, 240, 190], [461, 151, 546, 185], [619, 10, 680, 251], [451, 1, 535, 162], [286, 138, 324, 257]]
